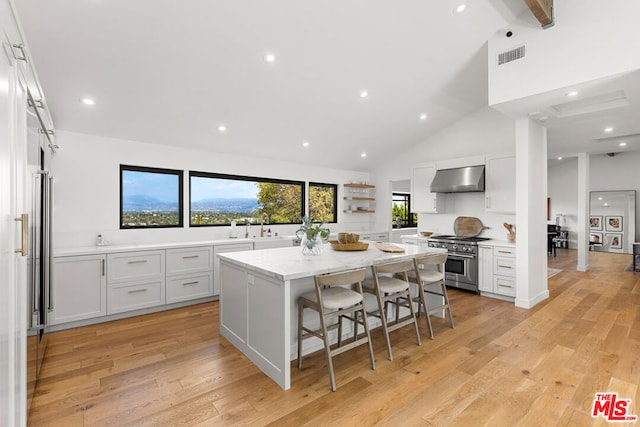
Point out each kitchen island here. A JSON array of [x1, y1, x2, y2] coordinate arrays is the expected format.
[[218, 243, 447, 389]]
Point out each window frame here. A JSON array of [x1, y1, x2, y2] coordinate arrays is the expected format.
[[189, 171, 305, 227], [120, 164, 184, 229], [308, 182, 338, 224], [392, 192, 417, 228]]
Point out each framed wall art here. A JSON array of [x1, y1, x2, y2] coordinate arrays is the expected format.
[[605, 216, 623, 232], [590, 232, 603, 244], [589, 216, 602, 230], [607, 233, 622, 249]]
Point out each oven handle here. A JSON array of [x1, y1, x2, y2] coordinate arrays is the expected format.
[[447, 253, 476, 259]]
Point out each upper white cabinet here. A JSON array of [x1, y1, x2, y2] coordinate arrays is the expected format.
[[411, 163, 444, 213], [485, 155, 516, 214]]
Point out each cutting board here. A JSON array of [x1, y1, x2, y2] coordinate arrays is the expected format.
[[454, 216, 488, 237], [373, 242, 405, 253]]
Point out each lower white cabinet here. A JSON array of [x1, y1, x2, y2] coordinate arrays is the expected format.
[[107, 250, 165, 315], [166, 246, 214, 303], [51, 255, 107, 325], [214, 243, 253, 295], [478, 245, 516, 299], [359, 232, 389, 242]]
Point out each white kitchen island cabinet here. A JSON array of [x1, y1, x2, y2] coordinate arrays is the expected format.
[[218, 243, 447, 390]]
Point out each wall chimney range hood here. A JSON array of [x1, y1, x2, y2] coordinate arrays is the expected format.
[[430, 165, 485, 193]]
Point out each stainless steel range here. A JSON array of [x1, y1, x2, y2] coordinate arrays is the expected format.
[[427, 235, 490, 293]]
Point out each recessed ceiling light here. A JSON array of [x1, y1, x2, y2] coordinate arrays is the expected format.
[[419, 113, 428, 120], [566, 91, 579, 97], [619, 142, 627, 147], [604, 203, 609, 207], [359, 90, 369, 99], [454, 4, 467, 14], [361, 152, 367, 158], [217, 125, 227, 132], [302, 141, 309, 148], [264, 53, 276, 63], [598, 197, 603, 201], [604, 127, 614, 133], [557, 157, 563, 160], [80, 97, 96, 106]]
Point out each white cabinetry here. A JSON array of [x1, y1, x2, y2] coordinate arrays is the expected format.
[[51, 255, 107, 325], [107, 250, 165, 314], [478, 244, 516, 299], [411, 164, 444, 213], [359, 232, 389, 242], [166, 246, 213, 304], [214, 243, 253, 295], [485, 155, 516, 214], [253, 238, 293, 250]]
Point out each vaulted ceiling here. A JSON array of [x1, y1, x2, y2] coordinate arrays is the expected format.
[[15, 1, 638, 171]]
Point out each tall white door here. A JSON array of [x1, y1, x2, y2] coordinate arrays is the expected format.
[[0, 14, 29, 426]]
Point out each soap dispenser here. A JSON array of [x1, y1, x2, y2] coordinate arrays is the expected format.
[[229, 220, 237, 238]]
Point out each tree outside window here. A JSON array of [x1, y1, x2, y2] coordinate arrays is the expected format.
[[309, 183, 337, 223], [392, 192, 417, 228]]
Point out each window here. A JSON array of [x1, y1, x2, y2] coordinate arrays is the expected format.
[[120, 165, 183, 229], [309, 182, 337, 223], [189, 172, 304, 226], [392, 192, 417, 228]]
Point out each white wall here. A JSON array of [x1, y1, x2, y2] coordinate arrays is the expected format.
[[373, 106, 517, 241], [548, 151, 640, 250], [488, 0, 640, 105], [51, 131, 372, 248]]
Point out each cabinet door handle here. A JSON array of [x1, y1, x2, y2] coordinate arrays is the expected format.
[[433, 199, 437, 210], [498, 284, 513, 288], [128, 288, 147, 294], [498, 265, 513, 269], [498, 250, 512, 254], [14, 213, 29, 256], [128, 260, 148, 264], [486, 196, 490, 209], [182, 281, 199, 286], [182, 255, 199, 259], [102, 259, 105, 276]]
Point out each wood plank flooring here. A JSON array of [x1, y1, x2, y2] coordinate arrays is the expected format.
[[29, 249, 640, 426]]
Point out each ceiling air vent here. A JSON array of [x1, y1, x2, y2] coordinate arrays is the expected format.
[[498, 45, 525, 66]]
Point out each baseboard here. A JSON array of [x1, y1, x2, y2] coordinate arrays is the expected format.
[[515, 290, 550, 309]]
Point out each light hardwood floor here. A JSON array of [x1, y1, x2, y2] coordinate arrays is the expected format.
[[29, 249, 640, 426]]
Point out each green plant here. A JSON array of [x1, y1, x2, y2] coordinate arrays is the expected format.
[[296, 216, 330, 241]]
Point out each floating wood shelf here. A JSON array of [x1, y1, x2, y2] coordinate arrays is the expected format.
[[344, 196, 375, 201], [343, 183, 375, 189]]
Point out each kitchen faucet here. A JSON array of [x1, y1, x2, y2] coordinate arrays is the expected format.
[[245, 222, 251, 238], [260, 213, 269, 237]]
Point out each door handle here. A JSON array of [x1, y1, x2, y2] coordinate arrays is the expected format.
[[14, 213, 28, 256]]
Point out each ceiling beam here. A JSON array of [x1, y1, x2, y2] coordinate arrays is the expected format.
[[525, 0, 554, 28]]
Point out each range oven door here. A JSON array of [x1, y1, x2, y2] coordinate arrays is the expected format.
[[444, 253, 478, 293]]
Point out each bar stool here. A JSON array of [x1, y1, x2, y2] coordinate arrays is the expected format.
[[363, 259, 421, 361], [297, 268, 375, 392], [410, 253, 454, 339]]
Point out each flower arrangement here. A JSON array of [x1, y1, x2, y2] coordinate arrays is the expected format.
[[296, 216, 330, 254]]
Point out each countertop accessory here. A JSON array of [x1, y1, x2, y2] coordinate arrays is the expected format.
[[296, 216, 330, 255], [420, 231, 433, 237], [453, 216, 489, 237], [373, 242, 405, 253], [328, 240, 369, 251], [338, 232, 360, 244], [504, 223, 516, 242]]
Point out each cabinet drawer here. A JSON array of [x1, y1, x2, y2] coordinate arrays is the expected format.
[[166, 247, 213, 276], [108, 280, 164, 314], [493, 246, 515, 257], [166, 273, 213, 304], [108, 251, 164, 284], [494, 256, 516, 276], [493, 275, 516, 297]]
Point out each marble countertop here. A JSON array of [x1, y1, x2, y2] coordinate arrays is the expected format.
[[217, 243, 447, 281], [54, 236, 294, 257]]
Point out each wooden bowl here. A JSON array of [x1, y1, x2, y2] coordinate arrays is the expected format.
[[338, 233, 360, 244], [420, 231, 433, 237]]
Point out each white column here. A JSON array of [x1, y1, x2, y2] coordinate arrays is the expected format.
[[576, 153, 590, 271], [514, 118, 549, 309]]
